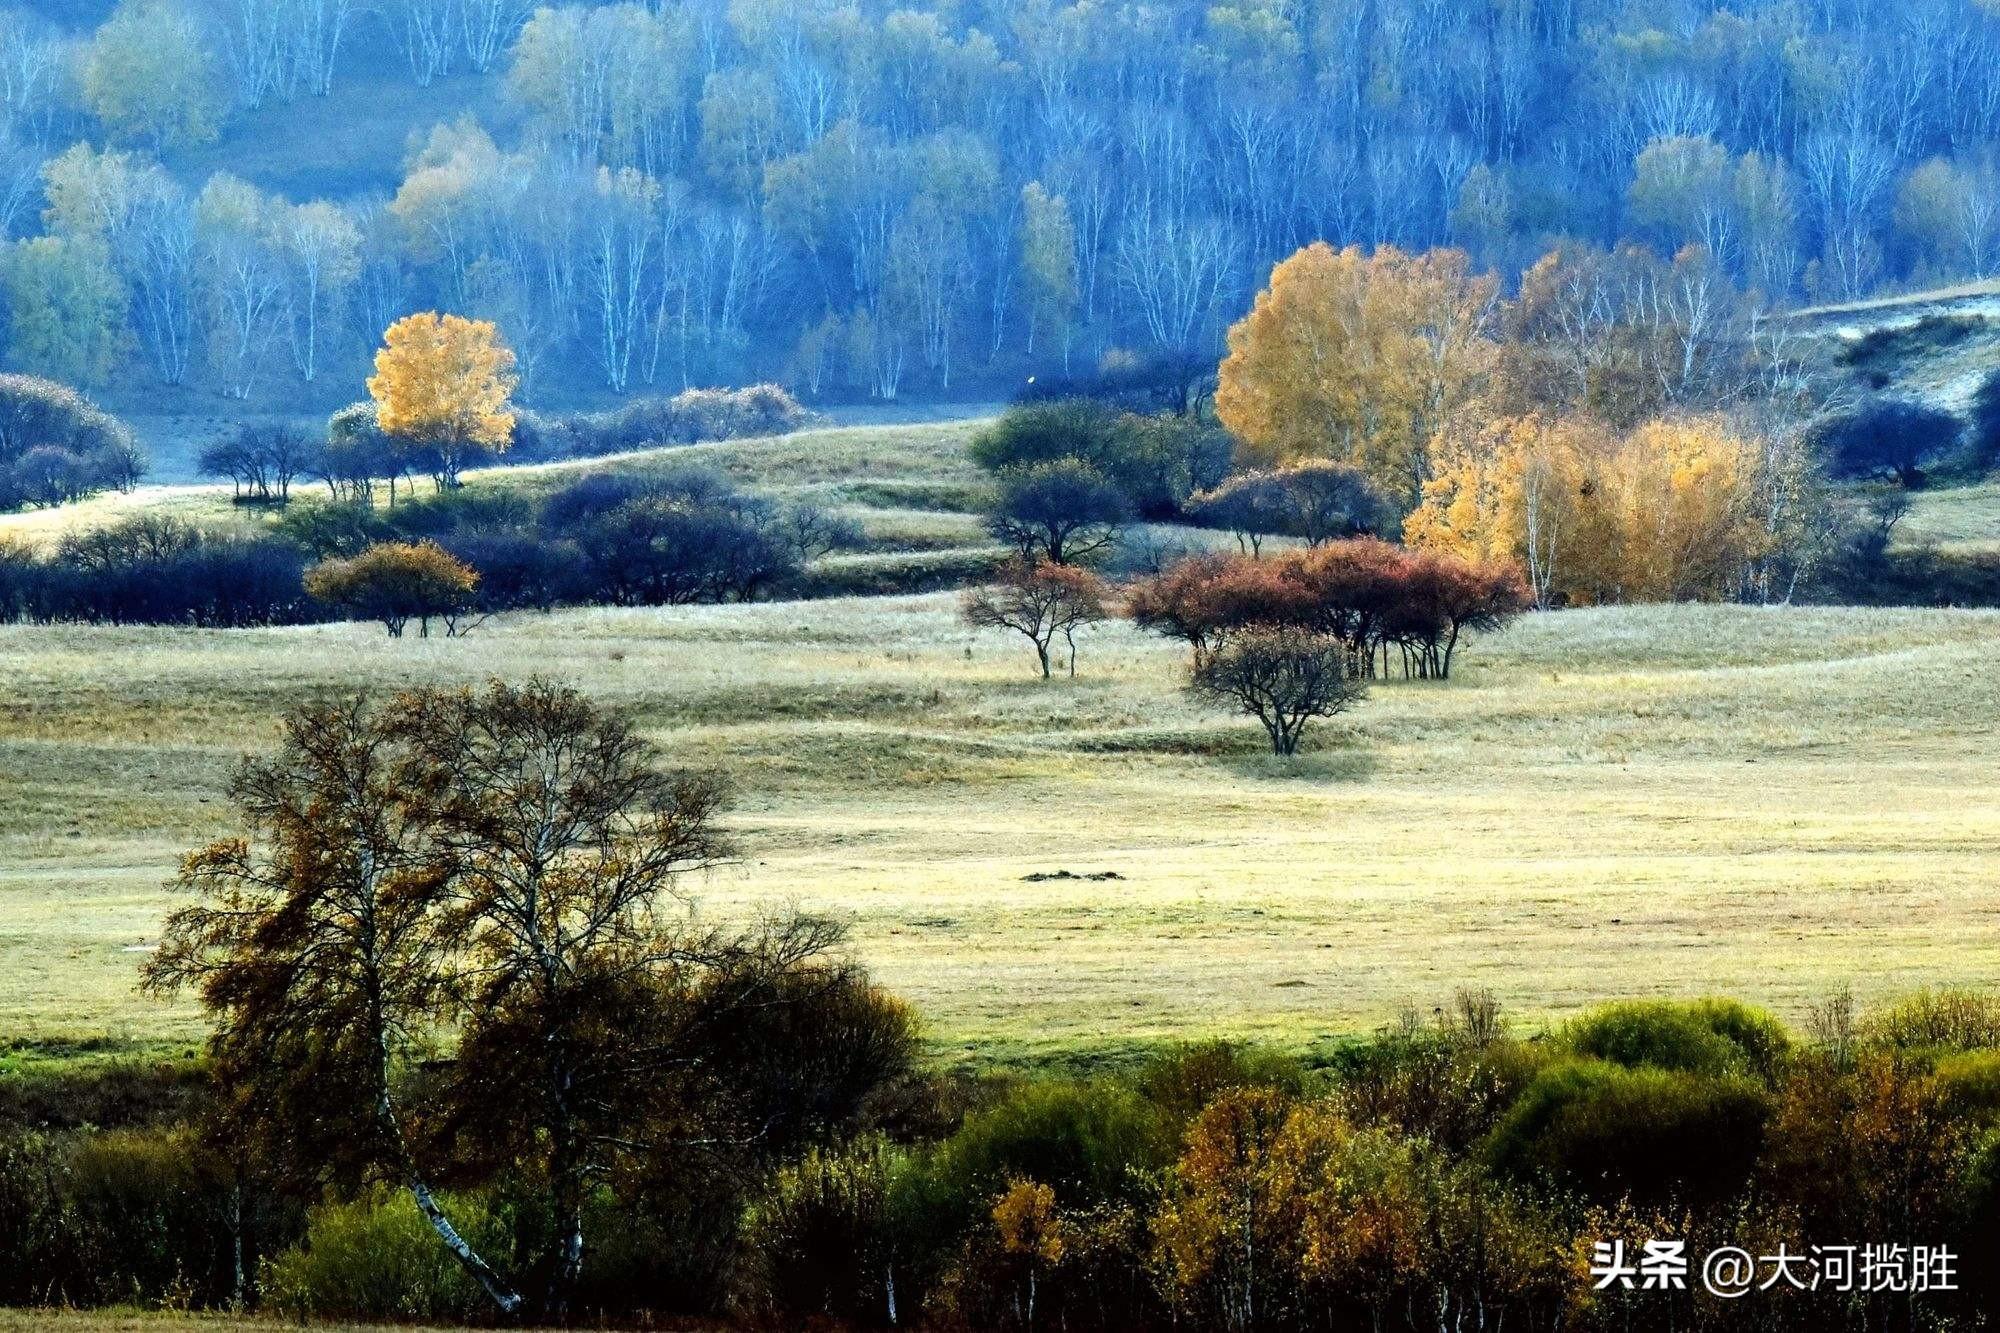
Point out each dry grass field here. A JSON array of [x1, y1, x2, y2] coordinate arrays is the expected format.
[[4, 592, 1999, 1068], [4, 419, 2000, 1070]]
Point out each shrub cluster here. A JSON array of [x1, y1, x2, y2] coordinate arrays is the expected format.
[[0, 375, 146, 512], [1015, 350, 1218, 418], [555, 384, 826, 455], [19, 990, 2000, 1330], [0, 465, 853, 629], [283, 468, 850, 627], [970, 400, 1235, 557], [1801, 372, 2000, 490], [1120, 542, 1529, 754], [743, 994, 2000, 1332], [1807, 397, 1965, 488], [1185, 460, 1391, 552], [1128, 541, 1530, 683], [0, 517, 310, 627]]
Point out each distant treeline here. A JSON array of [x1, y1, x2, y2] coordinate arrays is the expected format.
[[208, 383, 824, 507], [0, 1, 1996, 405]]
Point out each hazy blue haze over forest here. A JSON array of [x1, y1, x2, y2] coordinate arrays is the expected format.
[[0, 0, 1992, 416]]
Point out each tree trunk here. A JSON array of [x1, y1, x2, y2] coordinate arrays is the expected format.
[[369, 963, 521, 1318], [227, 1177, 245, 1309], [407, 1177, 523, 1316]]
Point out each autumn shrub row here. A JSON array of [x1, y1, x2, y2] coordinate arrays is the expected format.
[[10, 991, 2000, 1329], [736, 994, 2000, 1333], [1125, 540, 1529, 682]]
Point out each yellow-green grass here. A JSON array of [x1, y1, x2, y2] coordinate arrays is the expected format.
[[1894, 481, 2000, 556], [4, 595, 1999, 1068]]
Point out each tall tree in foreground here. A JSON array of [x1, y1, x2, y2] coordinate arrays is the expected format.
[[366, 312, 517, 488], [146, 682, 915, 1320], [141, 697, 520, 1311], [383, 681, 731, 1316]]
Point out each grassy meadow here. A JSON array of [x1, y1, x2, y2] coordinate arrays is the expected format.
[[6, 590, 2000, 1067], [5, 419, 2000, 1069]]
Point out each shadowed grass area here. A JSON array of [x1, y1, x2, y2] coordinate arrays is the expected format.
[[3, 597, 1999, 1067]]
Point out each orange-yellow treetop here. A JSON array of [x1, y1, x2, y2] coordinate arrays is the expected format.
[[1216, 243, 1497, 503], [366, 312, 518, 453]]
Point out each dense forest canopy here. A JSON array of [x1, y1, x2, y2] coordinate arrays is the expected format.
[[0, 0, 1994, 409]]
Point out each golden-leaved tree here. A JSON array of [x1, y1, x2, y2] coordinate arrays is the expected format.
[[367, 312, 517, 488], [1589, 417, 1768, 603], [1404, 414, 1609, 609], [1216, 243, 1498, 505], [1407, 413, 1779, 605]]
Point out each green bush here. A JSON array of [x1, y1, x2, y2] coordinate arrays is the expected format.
[[1934, 1050, 2000, 1123], [969, 400, 1232, 517], [262, 1188, 505, 1322], [384, 486, 539, 538], [1136, 1040, 1308, 1134], [66, 1127, 237, 1306], [891, 1079, 1170, 1272], [0, 1132, 75, 1304], [1329, 1032, 1554, 1154], [1955, 1128, 2000, 1314], [1869, 989, 2000, 1053], [0, 1125, 265, 1309], [738, 1141, 899, 1324], [970, 399, 1126, 475], [1485, 1059, 1771, 1206], [1566, 998, 1790, 1081]]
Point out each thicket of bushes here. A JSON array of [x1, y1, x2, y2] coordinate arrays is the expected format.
[[970, 398, 1235, 524], [0, 466, 859, 628], [0, 374, 145, 513], [0, 517, 310, 627], [542, 384, 827, 457], [9, 990, 2000, 1329]]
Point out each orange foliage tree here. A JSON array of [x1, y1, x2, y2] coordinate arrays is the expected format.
[[305, 539, 479, 637], [1407, 412, 1780, 605], [1126, 541, 1527, 681], [1215, 243, 1498, 504], [366, 312, 518, 488]]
